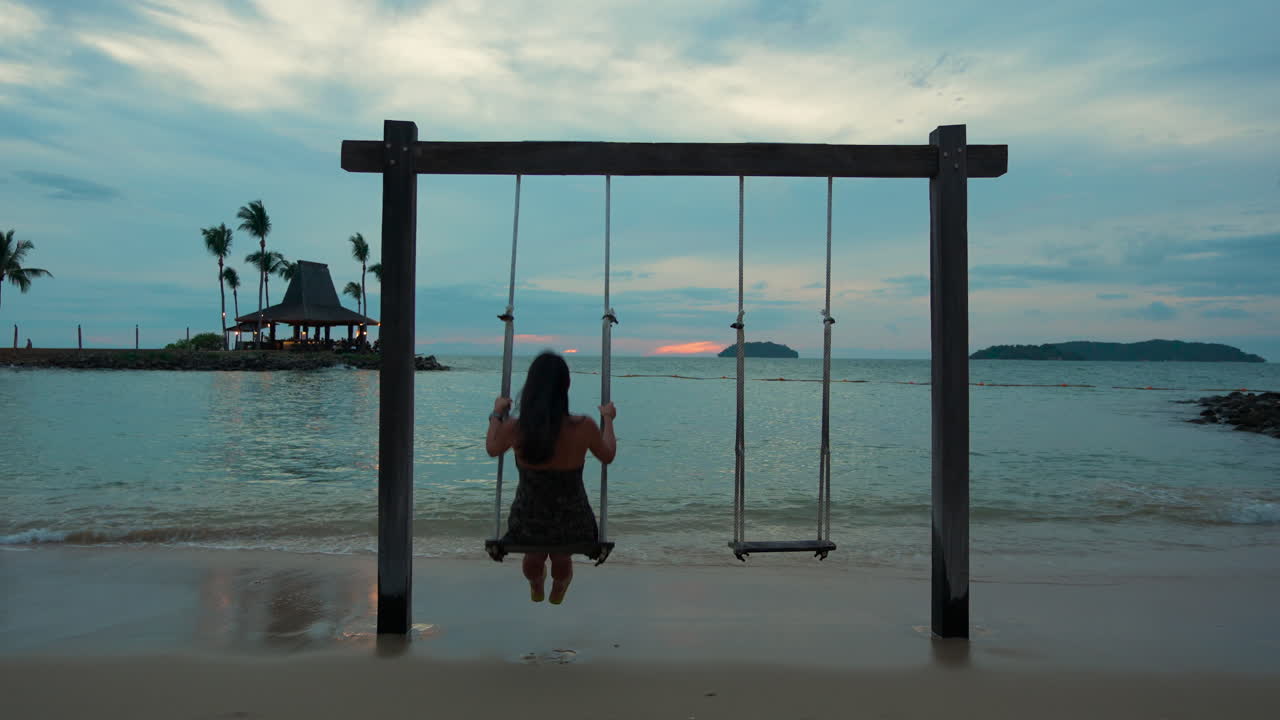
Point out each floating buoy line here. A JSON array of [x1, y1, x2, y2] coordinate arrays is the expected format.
[[560, 371, 1271, 394]]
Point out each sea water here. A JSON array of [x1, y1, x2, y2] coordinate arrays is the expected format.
[[2, 358, 1277, 577]]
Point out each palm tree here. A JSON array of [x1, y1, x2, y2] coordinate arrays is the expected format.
[[202, 223, 233, 349], [277, 258, 300, 284], [366, 261, 381, 317], [236, 200, 271, 342], [246, 250, 285, 306], [0, 229, 53, 314], [348, 233, 370, 316], [342, 281, 362, 311], [223, 267, 241, 337]]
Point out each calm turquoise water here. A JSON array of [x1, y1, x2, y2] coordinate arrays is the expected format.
[[2, 358, 1278, 576]]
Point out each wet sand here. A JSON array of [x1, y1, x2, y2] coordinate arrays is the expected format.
[[2, 545, 1278, 718]]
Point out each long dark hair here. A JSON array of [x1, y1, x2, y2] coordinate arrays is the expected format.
[[517, 351, 571, 464]]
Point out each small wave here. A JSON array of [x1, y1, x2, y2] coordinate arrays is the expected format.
[[1225, 502, 1280, 526], [0, 529, 71, 544], [0, 526, 313, 546]]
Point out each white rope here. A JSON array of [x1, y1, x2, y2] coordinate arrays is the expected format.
[[493, 175, 521, 540], [600, 175, 616, 543], [733, 176, 746, 544], [819, 177, 834, 542]]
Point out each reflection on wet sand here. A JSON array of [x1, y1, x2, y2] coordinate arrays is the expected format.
[[6, 546, 1278, 675], [193, 558, 376, 651]]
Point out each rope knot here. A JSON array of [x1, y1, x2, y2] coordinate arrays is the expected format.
[[730, 311, 745, 330], [604, 308, 618, 325], [821, 309, 836, 325]]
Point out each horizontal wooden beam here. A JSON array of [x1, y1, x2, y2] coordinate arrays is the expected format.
[[341, 140, 1008, 179]]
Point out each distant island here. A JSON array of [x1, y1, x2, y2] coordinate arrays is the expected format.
[[718, 341, 799, 358], [970, 340, 1265, 362]]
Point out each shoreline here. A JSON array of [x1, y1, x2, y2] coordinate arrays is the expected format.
[[3, 545, 1277, 673], [4, 545, 1277, 718], [0, 348, 448, 371]]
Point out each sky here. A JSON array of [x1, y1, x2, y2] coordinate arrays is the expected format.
[[1, 0, 1277, 359]]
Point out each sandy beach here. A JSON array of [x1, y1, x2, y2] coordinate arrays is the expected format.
[[3, 545, 1277, 718]]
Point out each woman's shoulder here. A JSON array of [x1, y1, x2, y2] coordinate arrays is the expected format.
[[566, 414, 599, 432]]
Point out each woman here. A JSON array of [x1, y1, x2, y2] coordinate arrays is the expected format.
[[486, 351, 617, 604]]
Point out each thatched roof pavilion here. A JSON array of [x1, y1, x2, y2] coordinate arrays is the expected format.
[[232, 260, 378, 348]]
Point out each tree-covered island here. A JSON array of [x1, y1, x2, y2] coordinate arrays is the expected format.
[[970, 340, 1265, 362], [718, 341, 799, 358]]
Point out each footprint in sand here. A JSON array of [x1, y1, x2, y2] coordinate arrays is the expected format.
[[520, 648, 579, 664]]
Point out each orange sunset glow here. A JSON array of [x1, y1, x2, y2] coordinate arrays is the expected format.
[[564, 348, 578, 353], [650, 340, 723, 356]]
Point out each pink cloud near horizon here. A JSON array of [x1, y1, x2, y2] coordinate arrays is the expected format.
[[514, 333, 559, 344], [649, 340, 723, 356]]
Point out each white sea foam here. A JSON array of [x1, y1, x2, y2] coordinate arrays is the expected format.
[[0, 529, 71, 544], [1226, 502, 1280, 526]]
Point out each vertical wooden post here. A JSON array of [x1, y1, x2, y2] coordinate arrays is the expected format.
[[929, 125, 970, 638], [377, 120, 418, 634], [187, 327, 191, 341], [12, 325, 16, 350], [78, 324, 83, 349], [135, 324, 139, 349]]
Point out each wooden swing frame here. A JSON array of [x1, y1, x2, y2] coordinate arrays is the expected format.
[[341, 121, 1008, 639]]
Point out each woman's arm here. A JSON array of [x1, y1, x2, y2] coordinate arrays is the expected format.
[[587, 402, 617, 464], [485, 397, 514, 457]]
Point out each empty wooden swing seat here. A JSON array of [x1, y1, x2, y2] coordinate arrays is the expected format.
[[728, 539, 836, 561]]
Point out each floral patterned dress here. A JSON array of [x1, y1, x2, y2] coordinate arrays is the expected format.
[[502, 464, 600, 546]]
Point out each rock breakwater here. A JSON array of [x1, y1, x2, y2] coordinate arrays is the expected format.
[[1186, 391, 1280, 439], [1, 349, 448, 372]]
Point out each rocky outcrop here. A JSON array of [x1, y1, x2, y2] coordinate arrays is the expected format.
[[0, 349, 449, 372], [1186, 391, 1280, 439]]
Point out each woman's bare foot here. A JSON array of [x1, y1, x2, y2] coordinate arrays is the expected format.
[[549, 578, 571, 605], [529, 573, 546, 602]]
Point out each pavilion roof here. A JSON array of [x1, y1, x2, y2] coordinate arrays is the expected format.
[[235, 260, 379, 327]]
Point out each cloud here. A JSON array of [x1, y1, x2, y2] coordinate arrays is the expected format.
[[906, 52, 971, 89], [966, 233, 1280, 298], [14, 171, 120, 201], [649, 340, 724, 355], [513, 333, 559, 344], [878, 274, 929, 297], [1200, 306, 1252, 319], [1131, 301, 1177, 321], [64, 0, 1278, 148], [0, 1, 42, 39]]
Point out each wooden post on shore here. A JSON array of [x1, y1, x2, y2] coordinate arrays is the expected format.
[[135, 324, 139, 349], [929, 125, 970, 639], [187, 327, 190, 341], [78, 324, 82, 349], [13, 325, 17, 350], [376, 120, 418, 634]]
